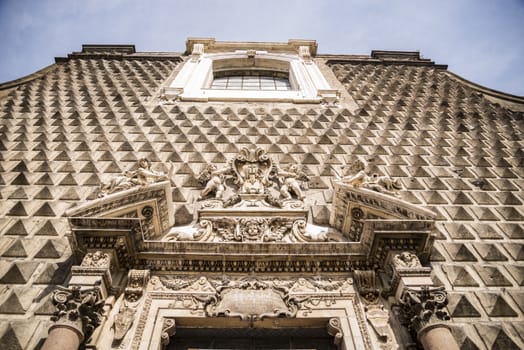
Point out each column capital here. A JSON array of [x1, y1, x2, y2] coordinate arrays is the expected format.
[[49, 284, 105, 342], [397, 286, 451, 335]]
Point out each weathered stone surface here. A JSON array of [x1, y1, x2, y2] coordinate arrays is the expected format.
[[474, 324, 523, 349], [476, 293, 518, 317], [506, 265, 524, 286], [445, 244, 478, 262], [474, 265, 512, 286], [447, 294, 481, 318], [0, 262, 39, 284], [441, 265, 479, 287]]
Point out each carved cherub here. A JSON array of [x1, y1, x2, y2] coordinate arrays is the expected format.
[[81, 251, 110, 268], [335, 159, 402, 197], [198, 164, 231, 200], [275, 164, 308, 200], [393, 252, 421, 269]]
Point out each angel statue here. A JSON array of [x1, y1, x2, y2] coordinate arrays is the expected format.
[[135, 158, 174, 185], [197, 164, 232, 200], [98, 158, 174, 197], [333, 159, 401, 197], [275, 164, 309, 200]]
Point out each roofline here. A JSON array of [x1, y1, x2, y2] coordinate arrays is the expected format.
[[445, 70, 524, 104], [2, 45, 523, 105], [0, 45, 183, 92], [320, 50, 524, 105], [0, 63, 58, 92]]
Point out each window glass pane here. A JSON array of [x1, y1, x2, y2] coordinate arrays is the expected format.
[[210, 74, 291, 91]]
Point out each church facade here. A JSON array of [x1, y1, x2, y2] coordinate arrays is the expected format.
[[0, 38, 523, 350]]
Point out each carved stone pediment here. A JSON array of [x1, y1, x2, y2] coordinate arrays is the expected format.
[[330, 182, 436, 266], [68, 180, 173, 238], [67, 181, 173, 268]]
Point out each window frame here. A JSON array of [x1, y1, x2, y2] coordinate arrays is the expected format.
[[165, 50, 338, 104]]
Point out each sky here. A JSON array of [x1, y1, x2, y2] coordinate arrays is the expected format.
[[0, 0, 523, 96]]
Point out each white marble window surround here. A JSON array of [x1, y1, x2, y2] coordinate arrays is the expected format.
[[165, 51, 338, 103]]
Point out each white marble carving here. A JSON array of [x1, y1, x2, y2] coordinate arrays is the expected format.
[[99, 158, 174, 197], [334, 159, 402, 197]]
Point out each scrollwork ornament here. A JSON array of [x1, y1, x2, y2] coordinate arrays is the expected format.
[[160, 318, 176, 348], [113, 270, 150, 344], [291, 219, 307, 241], [326, 317, 343, 346], [141, 205, 154, 219], [352, 207, 364, 220]]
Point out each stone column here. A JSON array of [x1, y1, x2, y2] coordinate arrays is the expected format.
[[389, 252, 460, 350], [41, 285, 104, 350], [398, 287, 459, 350], [418, 324, 459, 350], [41, 251, 112, 350]]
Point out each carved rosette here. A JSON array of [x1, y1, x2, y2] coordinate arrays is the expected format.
[[398, 286, 451, 335], [50, 285, 104, 342]]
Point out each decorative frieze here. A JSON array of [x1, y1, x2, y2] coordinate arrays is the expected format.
[[152, 275, 354, 295]]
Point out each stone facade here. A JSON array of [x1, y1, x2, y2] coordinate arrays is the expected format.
[[0, 39, 523, 349]]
